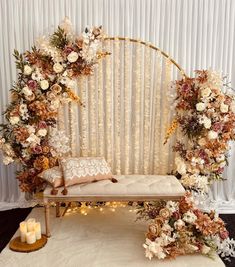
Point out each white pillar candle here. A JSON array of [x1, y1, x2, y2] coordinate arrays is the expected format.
[[34, 222, 41, 240], [19, 222, 27, 242], [26, 231, 36, 244], [27, 218, 36, 232]]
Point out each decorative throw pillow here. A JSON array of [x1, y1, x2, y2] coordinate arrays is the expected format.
[[38, 166, 63, 195], [60, 157, 115, 190]]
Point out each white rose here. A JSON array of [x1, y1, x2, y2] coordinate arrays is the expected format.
[[9, 116, 20, 125], [53, 63, 63, 73], [201, 87, 211, 98], [49, 99, 60, 111], [67, 51, 79, 63], [208, 130, 218, 140], [183, 211, 197, 223], [24, 65, 32, 75], [201, 245, 210, 255], [40, 80, 49, 90], [175, 157, 187, 175], [220, 102, 229, 113], [196, 102, 206, 111], [22, 86, 32, 97], [37, 128, 47, 137], [3, 156, 14, 165], [203, 118, 211, 129], [174, 219, 185, 229], [216, 154, 225, 162]]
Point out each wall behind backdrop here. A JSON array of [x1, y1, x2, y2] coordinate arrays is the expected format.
[[0, 0, 235, 211]]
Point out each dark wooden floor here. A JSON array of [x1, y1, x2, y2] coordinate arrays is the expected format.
[[0, 208, 234, 266]]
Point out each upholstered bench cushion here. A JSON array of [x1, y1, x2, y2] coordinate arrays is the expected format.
[[43, 175, 185, 200]]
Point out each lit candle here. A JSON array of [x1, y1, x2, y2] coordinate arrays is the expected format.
[[34, 222, 41, 240], [27, 218, 36, 232], [19, 222, 27, 242], [26, 231, 36, 244]]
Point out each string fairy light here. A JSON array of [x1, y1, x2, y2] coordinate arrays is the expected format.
[[143, 45, 152, 174], [133, 41, 142, 174], [124, 40, 131, 174], [153, 52, 162, 173], [114, 38, 121, 174]]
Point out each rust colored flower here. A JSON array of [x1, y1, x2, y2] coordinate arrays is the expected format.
[[49, 157, 58, 168], [195, 214, 212, 235], [14, 127, 30, 143], [33, 155, 49, 171], [148, 223, 161, 236], [195, 70, 208, 83], [42, 145, 50, 154]]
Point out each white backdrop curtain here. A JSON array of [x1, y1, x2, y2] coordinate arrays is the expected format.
[[0, 0, 235, 211]]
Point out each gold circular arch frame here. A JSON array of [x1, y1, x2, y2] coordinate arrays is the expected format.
[[104, 37, 187, 78]]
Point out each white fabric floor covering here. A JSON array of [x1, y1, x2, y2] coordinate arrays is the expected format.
[[0, 207, 225, 267]]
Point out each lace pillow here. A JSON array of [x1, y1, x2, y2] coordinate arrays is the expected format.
[[60, 157, 113, 188], [38, 166, 63, 189]]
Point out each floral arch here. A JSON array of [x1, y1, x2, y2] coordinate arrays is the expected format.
[[0, 18, 235, 197]]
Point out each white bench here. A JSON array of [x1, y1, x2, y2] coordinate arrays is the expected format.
[[43, 175, 185, 237]]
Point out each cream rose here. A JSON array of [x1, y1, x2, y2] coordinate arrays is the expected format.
[[203, 118, 211, 129], [201, 87, 211, 98], [220, 102, 229, 113], [22, 86, 32, 97], [175, 156, 187, 175], [37, 128, 47, 137], [67, 51, 79, 63], [183, 211, 197, 223], [9, 116, 20, 125], [24, 65, 33, 75], [40, 80, 49, 90], [208, 130, 218, 140], [196, 102, 206, 111], [53, 63, 63, 73], [174, 219, 185, 230], [216, 154, 225, 162]]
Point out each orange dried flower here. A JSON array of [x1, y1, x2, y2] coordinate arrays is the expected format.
[[33, 155, 49, 171], [14, 127, 30, 142]]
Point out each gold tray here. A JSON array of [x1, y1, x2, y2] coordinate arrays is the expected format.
[[9, 235, 47, 253]]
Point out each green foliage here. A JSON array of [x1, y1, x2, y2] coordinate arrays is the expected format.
[[13, 49, 25, 72], [50, 26, 69, 49]]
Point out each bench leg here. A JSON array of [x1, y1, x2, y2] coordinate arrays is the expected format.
[[56, 202, 61, 217], [62, 202, 72, 217], [45, 203, 51, 237]]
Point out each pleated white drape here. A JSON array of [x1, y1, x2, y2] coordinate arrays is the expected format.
[[0, 0, 235, 212]]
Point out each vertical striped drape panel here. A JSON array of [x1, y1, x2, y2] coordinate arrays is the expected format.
[[0, 0, 235, 212], [67, 40, 180, 176]]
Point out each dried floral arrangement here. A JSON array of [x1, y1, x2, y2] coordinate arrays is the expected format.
[[165, 70, 235, 193], [140, 70, 235, 261], [0, 18, 108, 192], [137, 192, 235, 260]]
